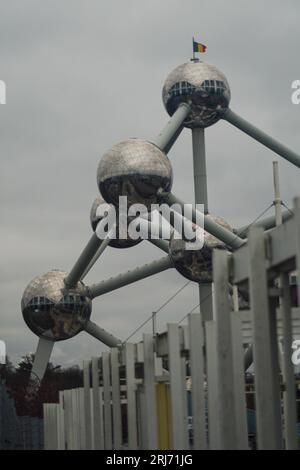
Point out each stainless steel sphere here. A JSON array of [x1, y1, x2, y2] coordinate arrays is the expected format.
[[21, 270, 92, 341], [97, 139, 173, 210], [169, 215, 232, 283], [162, 60, 231, 128], [90, 195, 142, 249]]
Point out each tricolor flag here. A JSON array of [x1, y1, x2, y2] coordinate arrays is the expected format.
[[193, 40, 207, 53]]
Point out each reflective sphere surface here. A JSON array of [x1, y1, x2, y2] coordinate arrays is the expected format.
[[21, 270, 92, 341], [162, 61, 231, 128], [169, 215, 232, 282], [90, 196, 142, 248], [97, 139, 173, 209]]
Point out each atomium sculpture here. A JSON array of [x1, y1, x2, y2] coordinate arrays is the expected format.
[[21, 58, 300, 384]]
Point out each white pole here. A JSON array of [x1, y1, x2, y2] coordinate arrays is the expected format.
[[272, 161, 298, 449], [83, 361, 92, 450]]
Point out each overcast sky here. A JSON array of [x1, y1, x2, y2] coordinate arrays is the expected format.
[[1, 0, 299, 366]]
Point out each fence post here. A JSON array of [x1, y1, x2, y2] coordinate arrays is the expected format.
[[43, 404, 49, 450], [91, 357, 104, 450], [248, 226, 283, 449], [57, 391, 65, 450], [295, 197, 300, 317], [102, 351, 113, 449], [71, 388, 80, 449], [213, 249, 238, 449], [167, 323, 189, 449], [125, 343, 138, 449], [90, 388, 94, 449], [142, 334, 157, 449], [63, 389, 73, 449], [83, 360, 92, 449], [111, 348, 122, 449], [205, 323, 219, 450], [43, 404, 58, 450], [188, 313, 207, 449], [230, 312, 249, 449], [281, 273, 299, 449], [77, 388, 86, 449]]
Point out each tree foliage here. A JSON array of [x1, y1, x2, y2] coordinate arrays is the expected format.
[[0, 355, 83, 417]]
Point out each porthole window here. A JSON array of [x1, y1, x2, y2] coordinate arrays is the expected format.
[[201, 80, 226, 95], [169, 81, 196, 98], [28, 296, 53, 310]]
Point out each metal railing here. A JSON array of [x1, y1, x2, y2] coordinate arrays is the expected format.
[[43, 198, 300, 450]]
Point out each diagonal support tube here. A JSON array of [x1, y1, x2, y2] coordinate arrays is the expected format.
[[30, 337, 54, 383], [80, 225, 116, 281], [88, 255, 173, 299], [160, 192, 245, 250], [136, 215, 170, 253], [223, 108, 300, 168], [67, 216, 171, 290], [154, 103, 191, 153], [84, 320, 121, 348], [65, 233, 104, 288]]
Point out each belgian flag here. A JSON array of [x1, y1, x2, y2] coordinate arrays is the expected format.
[[193, 40, 207, 53]]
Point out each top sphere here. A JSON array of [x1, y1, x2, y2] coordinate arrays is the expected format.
[[97, 138, 173, 210], [21, 270, 92, 342], [162, 61, 231, 128]]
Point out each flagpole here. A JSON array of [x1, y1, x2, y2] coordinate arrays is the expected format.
[[192, 36, 195, 61]]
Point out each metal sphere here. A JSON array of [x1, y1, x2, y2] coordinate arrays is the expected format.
[[162, 61, 231, 128], [21, 270, 92, 341], [169, 215, 232, 283], [90, 195, 142, 249], [97, 138, 173, 210]]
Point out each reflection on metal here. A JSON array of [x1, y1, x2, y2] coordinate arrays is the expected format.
[[97, 138, 173, 209], [22, 270, 91, 341], [162, 61, 230, 128], [169, 216, 232, 282]]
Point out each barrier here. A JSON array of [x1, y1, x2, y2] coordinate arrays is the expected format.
[[43, 199, 300, 450]]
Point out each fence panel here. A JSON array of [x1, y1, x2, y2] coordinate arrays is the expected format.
[[41, 205, 300, 451]]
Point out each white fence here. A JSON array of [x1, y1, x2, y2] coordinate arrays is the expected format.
[[43, 198, 300, 450]]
